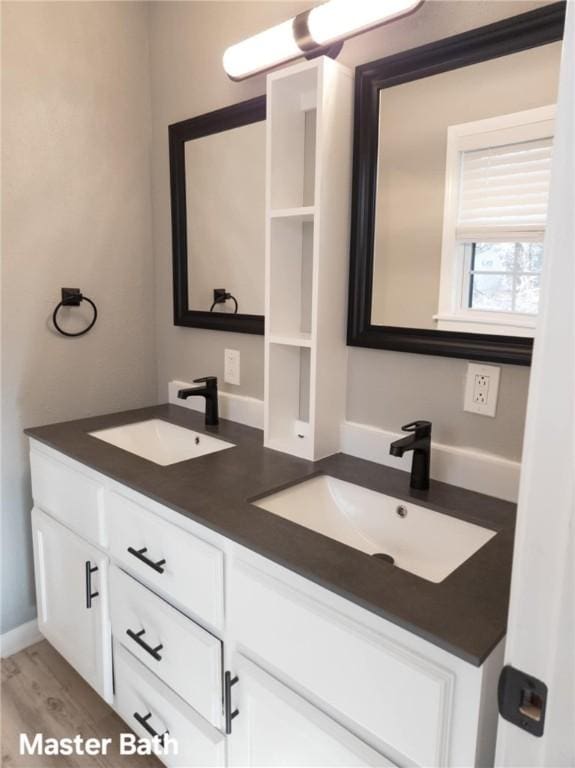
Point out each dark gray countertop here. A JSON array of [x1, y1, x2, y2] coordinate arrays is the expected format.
[[25, 404, 516, 666]]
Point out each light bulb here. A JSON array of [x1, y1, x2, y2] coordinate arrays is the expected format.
[[308, 0, 422, 46], [223, 18, 301, 81]]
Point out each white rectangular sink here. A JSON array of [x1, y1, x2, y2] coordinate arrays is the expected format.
[[89, 419, 234, 466], [253, 475, 496, 583]]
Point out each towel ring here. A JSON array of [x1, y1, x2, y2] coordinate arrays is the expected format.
[[52, 288, 98, 337]]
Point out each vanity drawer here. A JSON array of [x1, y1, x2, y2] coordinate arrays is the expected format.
[[30, 449, 104, 545], [105, 491, 224, 630], [231, 561, 453, 767], [114, 642, 225, 768], [110, 566, 223, 727]]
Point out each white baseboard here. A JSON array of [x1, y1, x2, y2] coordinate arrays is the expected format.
[[167, 383, 519, 502], [1, 619, 43, 658], [341, 421, 520, 503], [168, 380, 264, 430]]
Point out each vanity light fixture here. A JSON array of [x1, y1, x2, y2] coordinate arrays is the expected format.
[[223, 0, 423, 80]]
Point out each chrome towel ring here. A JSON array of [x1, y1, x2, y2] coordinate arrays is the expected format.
[[52, 288, 98, 337]]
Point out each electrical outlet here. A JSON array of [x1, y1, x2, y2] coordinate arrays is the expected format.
[[224, 349, 240, 386], [464, 363, 501, 417], [473, 374, 489, 405]]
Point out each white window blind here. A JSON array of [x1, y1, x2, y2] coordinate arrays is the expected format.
[[456, 136, 553, 240]]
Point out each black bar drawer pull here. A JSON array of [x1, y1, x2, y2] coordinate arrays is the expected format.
[[126, 628, 163, 661], [85, 561, 99, 609], [224, 671, 239, 735], [127, 546, 166, 574], [133, 711, 169, 746]]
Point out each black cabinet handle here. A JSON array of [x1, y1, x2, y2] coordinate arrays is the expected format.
[[224, 671, 239, 734], [85, 561, 99, 609], [133, 711, 169, 746], [127, 546, 166, 574], [126, 628, 163, 661]]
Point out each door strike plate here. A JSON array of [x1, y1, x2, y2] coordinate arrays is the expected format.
[[498, 665, 547, 737]]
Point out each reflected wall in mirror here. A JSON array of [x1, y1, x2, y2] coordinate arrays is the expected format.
[[170, 96, 266, 334], [372, 46, 559, 335], [185, 121, 265, 315], [348, 3, 565, 364]]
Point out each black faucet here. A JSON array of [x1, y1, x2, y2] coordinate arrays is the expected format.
[[177, 377, 219, 426], [389, 421, 432, 491]]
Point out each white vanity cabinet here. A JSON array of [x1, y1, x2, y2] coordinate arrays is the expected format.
[[28, 440, 503, 768], [31, 507, 112, 702]]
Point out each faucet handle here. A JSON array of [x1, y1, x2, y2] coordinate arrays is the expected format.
[[193, 376, 218, 387], [401, 420, 431, 438]]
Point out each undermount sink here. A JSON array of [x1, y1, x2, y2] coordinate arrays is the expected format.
[[253, 475, 496, 583], [89, 419, 234, 466]]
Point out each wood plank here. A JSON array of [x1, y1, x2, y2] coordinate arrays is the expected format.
[[26, 641, 111, 726], [1, 641, 161, 767]]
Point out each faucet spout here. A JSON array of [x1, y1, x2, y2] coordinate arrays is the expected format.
[[389, 433, 425, 457]]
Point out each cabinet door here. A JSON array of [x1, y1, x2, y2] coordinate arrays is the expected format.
[[31, 507, 112, 701], [228, 656, 396, 768]]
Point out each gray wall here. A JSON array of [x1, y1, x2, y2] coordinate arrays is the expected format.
[[1, 2, 157, 634], [150, 0, 547, 459]]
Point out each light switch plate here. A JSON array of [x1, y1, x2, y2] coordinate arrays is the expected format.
[[464, 363, 501, 417], [224, 349, 240, 386]]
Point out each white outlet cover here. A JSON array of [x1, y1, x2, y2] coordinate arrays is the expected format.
[[224, 348, 240, 386], [464, 363, 501, 417]]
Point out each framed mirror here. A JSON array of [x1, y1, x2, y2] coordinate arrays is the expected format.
[[169, 96, 266, 334], [347, 3, 565, 365]]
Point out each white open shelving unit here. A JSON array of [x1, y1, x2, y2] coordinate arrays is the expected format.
[[264, 57, 353, 461]]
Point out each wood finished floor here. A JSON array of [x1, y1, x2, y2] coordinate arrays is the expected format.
[[1, 641, 161, 767]]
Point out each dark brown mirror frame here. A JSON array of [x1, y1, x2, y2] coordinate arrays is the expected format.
[[347, 3, 565, 366], [169, 96, 266, 334]]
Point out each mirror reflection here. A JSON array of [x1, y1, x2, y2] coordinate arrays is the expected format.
[[371, 42, 561, 337], [185, 120, 265, 316]]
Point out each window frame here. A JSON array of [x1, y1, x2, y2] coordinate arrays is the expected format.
[[435, 105, 555, 337]]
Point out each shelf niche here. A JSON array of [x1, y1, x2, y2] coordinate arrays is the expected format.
[[266, 343, 311, 459], [269, 217, 314, 341], [269, 67, 317, 211]]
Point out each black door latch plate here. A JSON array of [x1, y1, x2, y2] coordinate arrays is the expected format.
[[498, 665, 547, 737]]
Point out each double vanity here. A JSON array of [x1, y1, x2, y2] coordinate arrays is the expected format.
[[26, 405, 515, 768]]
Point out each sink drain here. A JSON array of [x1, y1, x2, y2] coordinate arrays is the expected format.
[[372, 553, 395, 565]]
